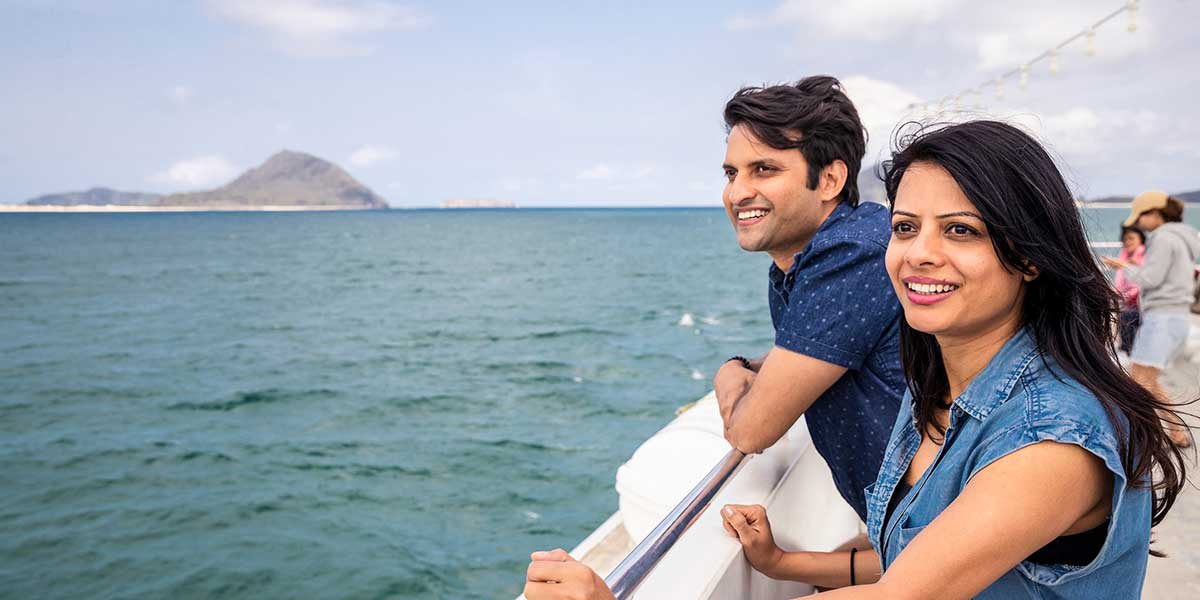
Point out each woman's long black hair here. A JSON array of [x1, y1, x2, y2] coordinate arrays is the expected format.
[[881, 120, 1187, 527]]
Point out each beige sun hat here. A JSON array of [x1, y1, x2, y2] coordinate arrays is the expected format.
[[1124, 190, 1171, 227]]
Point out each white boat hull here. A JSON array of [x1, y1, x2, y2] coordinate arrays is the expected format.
[[522, 392, 861, 599]]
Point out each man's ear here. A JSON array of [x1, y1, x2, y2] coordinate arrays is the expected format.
[[819, 160, 848, 202]]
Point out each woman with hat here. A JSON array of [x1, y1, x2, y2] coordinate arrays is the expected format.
[[1103, 191, 1199, 447]]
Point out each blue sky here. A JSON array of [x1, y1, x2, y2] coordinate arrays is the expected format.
[[2, 0, 1198, 206]]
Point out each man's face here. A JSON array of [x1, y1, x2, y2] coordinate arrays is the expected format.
[[722, 124, 829, 266]]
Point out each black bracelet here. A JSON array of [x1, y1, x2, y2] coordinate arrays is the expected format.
[[850, 547, 858, 586], [726, 355, 752, 370]]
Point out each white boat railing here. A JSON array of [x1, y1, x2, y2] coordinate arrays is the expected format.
[[603, 448, 748, 599]]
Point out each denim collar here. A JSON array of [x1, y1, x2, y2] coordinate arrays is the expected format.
[[768, 201, 855, 286], [947, 327, 1040, 422]]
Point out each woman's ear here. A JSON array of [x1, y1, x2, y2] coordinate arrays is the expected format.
[[1022, 263, 1040, 282]]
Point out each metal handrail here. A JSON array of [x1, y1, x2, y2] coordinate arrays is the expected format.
[[603, 448, 749, 599]]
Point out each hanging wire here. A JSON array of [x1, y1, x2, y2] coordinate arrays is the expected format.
[[923, 0, 1138, 109]]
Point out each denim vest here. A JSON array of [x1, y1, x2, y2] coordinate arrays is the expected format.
[[865, 329, 1151, 598]]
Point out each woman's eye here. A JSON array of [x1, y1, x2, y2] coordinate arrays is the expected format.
[[892, 222, 916, 235], [947, 223, 978, 237]]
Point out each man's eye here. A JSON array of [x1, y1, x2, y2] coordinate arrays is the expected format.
[[755, 165, 774, 173], [723, 170, 736, 181]]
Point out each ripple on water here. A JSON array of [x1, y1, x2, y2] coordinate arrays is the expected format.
[[166, 388, 340, 411]]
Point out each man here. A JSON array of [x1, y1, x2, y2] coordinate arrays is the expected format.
[[715, 75, 904, 522], [523, 76, 905, 599]]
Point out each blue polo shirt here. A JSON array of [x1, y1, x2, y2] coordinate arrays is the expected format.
[[768, 200, 904, 521]]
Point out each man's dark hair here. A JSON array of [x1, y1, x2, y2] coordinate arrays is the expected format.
[[723, 75, 868, 207]]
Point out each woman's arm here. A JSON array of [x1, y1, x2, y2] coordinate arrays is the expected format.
[[809, 440, 1113, 600], [722, 504, 882, 588]]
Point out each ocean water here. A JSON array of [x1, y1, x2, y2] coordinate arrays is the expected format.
[[2, 206, 1196, 599], [0, 209, 772, 599]]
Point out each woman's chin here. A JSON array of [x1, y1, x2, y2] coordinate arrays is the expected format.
[[903, 315, 951, 337]]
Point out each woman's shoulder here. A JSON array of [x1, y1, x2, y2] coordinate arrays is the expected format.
[[998, 354, 1125, 457]]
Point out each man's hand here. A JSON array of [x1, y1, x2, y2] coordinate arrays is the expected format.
[[714, 360, 756, 432], [722, 504, 783, 578], [524, 549, 616, 600]]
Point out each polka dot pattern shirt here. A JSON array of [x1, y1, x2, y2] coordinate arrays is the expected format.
[[768, 201, 905, 521]]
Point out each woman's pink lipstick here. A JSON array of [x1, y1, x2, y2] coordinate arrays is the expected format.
[[902, 276, 959, 306]]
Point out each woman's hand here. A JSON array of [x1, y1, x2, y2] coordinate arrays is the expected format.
[[1101, 256, 1128, 270], [722, 504, 783, 577], [524, 549, 616, 600]]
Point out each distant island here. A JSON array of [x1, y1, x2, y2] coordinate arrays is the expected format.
[[1080, 190, 1200, 205], [440, 199, 516, 209], [5, 150, 387, 212]]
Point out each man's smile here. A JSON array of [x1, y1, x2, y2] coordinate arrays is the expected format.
[[736, 208, 770, 225]]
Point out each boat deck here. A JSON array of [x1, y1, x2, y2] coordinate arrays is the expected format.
[[1142, 313, 1200, 599]]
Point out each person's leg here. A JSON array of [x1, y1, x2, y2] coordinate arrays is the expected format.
[[1131, 362, 1192, 447], [1129, 311, 1193, 447], [1118, 307, 1139, 354]]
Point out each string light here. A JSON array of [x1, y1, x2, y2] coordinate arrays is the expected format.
[[916, 1, 1137, 113]]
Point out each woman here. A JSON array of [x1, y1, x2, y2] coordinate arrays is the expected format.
[[1114, 226, 1145, 354], [1103, 192, 1199, 448], [523, 121, 1188, 599]]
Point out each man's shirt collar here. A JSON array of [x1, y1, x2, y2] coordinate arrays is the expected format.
[[768, 201, 855, 285]]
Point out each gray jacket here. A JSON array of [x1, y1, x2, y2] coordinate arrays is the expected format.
[[1125, 222, 1200, 314]]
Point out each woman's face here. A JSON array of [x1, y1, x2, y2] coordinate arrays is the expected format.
[[1122, 230, 1142, 252], [885, 162, 1028, 343], [1136, 210, 1165, 232]]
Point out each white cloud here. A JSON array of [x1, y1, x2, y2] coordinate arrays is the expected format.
[[729, 0, 957, 39], [730, 0, 1153, 72], [348, 144, 397, 167], [574, 163, 657, 182], [577, 164, 615, 180], [167, 84, 193, 105], [841, 75, 924, 164], [1003, 106, 1165, 167], [205, 0, 433, 56], [968, 4, 1153, 71], [150, 155, 240, 190], [632, 166, 655, 179]]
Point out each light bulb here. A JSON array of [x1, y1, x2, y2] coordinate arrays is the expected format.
[[1127, 1, 1139, 33], [1019, 65, 1029, 89], [1049, 50, 1060, 75], [1086, 29, 1096, 56]]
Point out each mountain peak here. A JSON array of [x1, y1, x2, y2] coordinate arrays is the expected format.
[[155, 151, 387, 209]]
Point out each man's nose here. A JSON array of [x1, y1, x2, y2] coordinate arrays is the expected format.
[[725, 175, 756, 205]]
